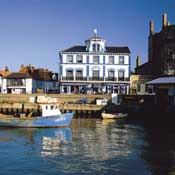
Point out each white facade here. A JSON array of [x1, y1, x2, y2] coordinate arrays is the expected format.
[[59, 34, 130, 94], [5, 78, 33, 94], [0, 75, 2, 93], [1, 76, 59, 94], [0, 77, 7, 94]]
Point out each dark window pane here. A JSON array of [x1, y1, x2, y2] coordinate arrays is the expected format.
[[119, 56, 124, 64]]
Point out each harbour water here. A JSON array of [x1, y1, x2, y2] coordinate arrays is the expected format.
[[0, 118, 175, 175]]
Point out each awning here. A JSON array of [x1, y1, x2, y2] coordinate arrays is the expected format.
[[146, 77, 175, 85]]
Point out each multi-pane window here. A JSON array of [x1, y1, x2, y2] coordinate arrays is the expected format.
[[7, 79, 25, 86], [118, 70, 125, 81], [119, 56, 124, 64], [76, 55, 83, 63], [66, 70, 73, 80], [76, 70, 83, 78], [108, 71, 115, 78], [92, 70, 99, 80], [97, 44, 100, 51], [93, 56, 99, 64], [67, 55, 73, 63], [92, 44, 96, 51], [109, 56, 114, 64], [92, 43, 100, 52]]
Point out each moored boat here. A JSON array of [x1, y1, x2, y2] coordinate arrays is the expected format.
[[101, 112, 128, 119], [0, 96, 74, 128]]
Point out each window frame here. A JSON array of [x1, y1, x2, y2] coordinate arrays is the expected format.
[[76, 55, 83, 63], [92, 44, 96, 51], [66, 55, 73, 63], [118, 70, 125, 81], [66, 70, 73, 77], [93, 56, 99, 64], [109, 56, 114, 64], [76, 70, 83, 77], [119, 56, 124, 64]]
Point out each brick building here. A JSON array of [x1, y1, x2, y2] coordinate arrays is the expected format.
[[135, 13, 175, 77]]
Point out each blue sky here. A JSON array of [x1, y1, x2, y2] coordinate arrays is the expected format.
[[0, 0, 175, 72]]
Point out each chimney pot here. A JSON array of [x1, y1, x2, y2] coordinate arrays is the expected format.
[[162, 13, 167, 28], [136, 56, 141, 68], [150, 20, 154, 35]]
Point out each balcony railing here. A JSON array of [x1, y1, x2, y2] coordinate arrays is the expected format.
[[75, 77, 87, 81], [118, 77, 130, 81], [62, 76, 74, 80], [61, 76, 130, 82], [105, 77, 116, 81], [89, 77, 104, 81]]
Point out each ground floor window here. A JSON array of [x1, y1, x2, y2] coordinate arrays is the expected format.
[[63, 86, 67, 93], [60, 84, 129, 94]]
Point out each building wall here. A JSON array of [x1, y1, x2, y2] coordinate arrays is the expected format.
[[59, 34, 130, 94], [26, 79, 33, 94], [60, 53, 130, 79], [1, 79, 7, 94], [148, 14, 175, 77], [135, 14, 175, 77], [130, 74, 153, 95], [0, 76, 2, 93], [32, 79, 59, 93]]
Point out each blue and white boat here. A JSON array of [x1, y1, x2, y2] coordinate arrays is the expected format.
[[0, 97, 74, 128]]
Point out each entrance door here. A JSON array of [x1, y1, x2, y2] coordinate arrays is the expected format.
[[7, 89, 12, 94]]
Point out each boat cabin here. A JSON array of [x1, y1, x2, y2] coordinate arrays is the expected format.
[[40, 104, 61, 117]]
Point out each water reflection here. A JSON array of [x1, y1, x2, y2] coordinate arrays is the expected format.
[[141, 127, 175, 175], [1, 119, 175, 174], [41, 128, 72, 157], [70, 119, 141, 161]]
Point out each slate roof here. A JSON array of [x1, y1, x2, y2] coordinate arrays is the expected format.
[[6, 72, 32, 79], [105, 46, 130, 54], [146, 77, 175, 84], [60, 46, 130, 54]]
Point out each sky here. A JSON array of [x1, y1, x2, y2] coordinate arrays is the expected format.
[[0, 0, 175, 72]]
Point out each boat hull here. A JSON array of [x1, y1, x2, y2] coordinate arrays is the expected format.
[[0, 113, 74, 128], [101, 113, 128, 119]]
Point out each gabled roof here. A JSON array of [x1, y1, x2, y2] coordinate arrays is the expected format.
[[6, 72, 32, 79], [146, 77, 175, 85], [60, 45, 130, 54]]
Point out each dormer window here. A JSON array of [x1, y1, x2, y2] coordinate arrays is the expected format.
[[92, 43, 101, 52], [85, 30, 106, 52], [97, 44, 100, 51], [92, 44, 96, 51]]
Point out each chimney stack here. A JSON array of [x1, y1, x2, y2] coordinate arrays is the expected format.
[[162, 13, 167, 28], [136, 56, 141, 68], [150, 20, 154, 35]]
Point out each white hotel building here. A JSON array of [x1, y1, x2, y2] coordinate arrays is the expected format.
[[59, 34, 131, 94]]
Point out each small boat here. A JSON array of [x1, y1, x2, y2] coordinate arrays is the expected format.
[[0, 96, 74, 128], [101, 112, 128, 119]]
